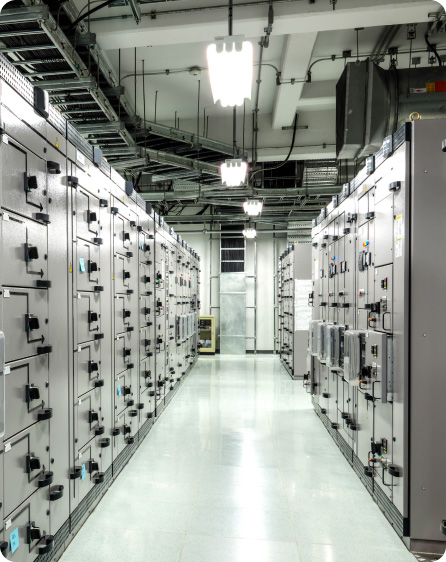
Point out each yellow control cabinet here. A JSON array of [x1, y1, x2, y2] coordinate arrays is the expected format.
[[199, 316, 216, 354]]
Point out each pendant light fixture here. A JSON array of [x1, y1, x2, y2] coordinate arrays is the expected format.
[[221, 159, 247, 187], [221, 105, 247, 185], [210, 0, 251, 186], [243, 227, 257, 239], [207, 0, 253, 107], [207, 37, 253, 107], [243, 200, 263, 216]]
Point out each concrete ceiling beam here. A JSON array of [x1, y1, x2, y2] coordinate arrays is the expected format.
[[93, 0, 434, 51], [272, 33, 318, 130]]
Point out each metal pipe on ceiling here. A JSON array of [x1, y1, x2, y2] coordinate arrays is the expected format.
[[173, 229, 307, 234], [0, 44, 54, 53], [139, 185, 341, 199], [12, 57, 66, 65], [370, 25, 401, 63], [253, 41, 264, 166], [91, 0, 309, 21], [158, 214, 314, 223], [52, 99, 100, 107], [195, 198, 325, 212], [306, 46, 446, 82], [0, 29, 45, 38]]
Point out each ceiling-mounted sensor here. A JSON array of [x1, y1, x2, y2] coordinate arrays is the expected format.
[[189, 67, 201, 76]]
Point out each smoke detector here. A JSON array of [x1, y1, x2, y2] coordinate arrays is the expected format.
[[189, 67, 201, 76]]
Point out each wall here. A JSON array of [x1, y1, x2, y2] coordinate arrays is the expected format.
[[180, 226, 288, 352]]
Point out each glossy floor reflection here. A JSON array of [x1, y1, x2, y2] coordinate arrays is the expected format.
[[60, 355, 416, 562]]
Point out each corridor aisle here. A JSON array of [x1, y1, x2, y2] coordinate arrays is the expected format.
[[60, 356, 416, 562]]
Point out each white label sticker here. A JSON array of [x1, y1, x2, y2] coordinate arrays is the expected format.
[[5, 519, 11, 530], [3, 289, 9, 298], [79, 451, 82, 459], [2, 212, 9, 221], [77, 346, 82, 353], [78, 399, 82, 406], [314, 258, 319, 279], [4, 443, 11, 453], [4, 366, 10, 375], [294, 279, 313, 331], [76, 150, 86, 165], [395, 214, 404, 258], [2, 135, 8, 145]]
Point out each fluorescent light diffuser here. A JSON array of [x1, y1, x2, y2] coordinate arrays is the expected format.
[[207, 36, 253, 107], [243, 200, 263, 216], [221, 159, 247, 187], [243, 228, 256, 239]]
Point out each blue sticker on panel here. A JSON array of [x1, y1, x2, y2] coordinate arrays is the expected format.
[[10, 527, 19, 554], [79, 258, 86, 273], [81, 464, 86, 480], [140, 242, 144, 250], [117, 385, 121, 396]]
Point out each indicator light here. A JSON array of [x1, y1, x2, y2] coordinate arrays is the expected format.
[[363, 241, 369, 247]]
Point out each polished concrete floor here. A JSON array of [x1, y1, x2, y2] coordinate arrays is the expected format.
[[60, 355, 417, 562]]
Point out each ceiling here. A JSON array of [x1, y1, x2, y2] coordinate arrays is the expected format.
[[0, 0, 444, 235], [105, 36, 285, 122]]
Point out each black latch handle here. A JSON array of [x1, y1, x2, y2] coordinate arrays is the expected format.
[[70, 466, 82, 479], [49, 485, 64, 502], [38, 535, 54, 555], [47, 161, 61, 174], [37, 408, 53, 421], [37, 471, 54, 488]]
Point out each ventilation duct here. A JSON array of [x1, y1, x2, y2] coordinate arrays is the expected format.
[[336, 61, 446, 159]]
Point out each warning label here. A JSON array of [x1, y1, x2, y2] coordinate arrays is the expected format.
[[395, 214, 404, 258]]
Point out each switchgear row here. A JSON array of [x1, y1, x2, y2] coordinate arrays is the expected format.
[[279, 120, 446, 556], [0, 54, 200, 562]]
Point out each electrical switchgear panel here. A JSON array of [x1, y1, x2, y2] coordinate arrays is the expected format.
[[308, 119, 446, 556], [277, 244, 312, 379], [0, 55, 200, 562]]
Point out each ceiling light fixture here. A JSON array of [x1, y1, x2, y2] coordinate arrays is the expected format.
[[221, 159, 247, 187], [207, 36, 253, 107], [211, 0, 250, 185], [207, 0, 253, 107], [243, 227, 257, 239], [243, 200, 263, 216]]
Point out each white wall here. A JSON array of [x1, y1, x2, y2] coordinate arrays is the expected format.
[[180, 226, 287, 352]]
